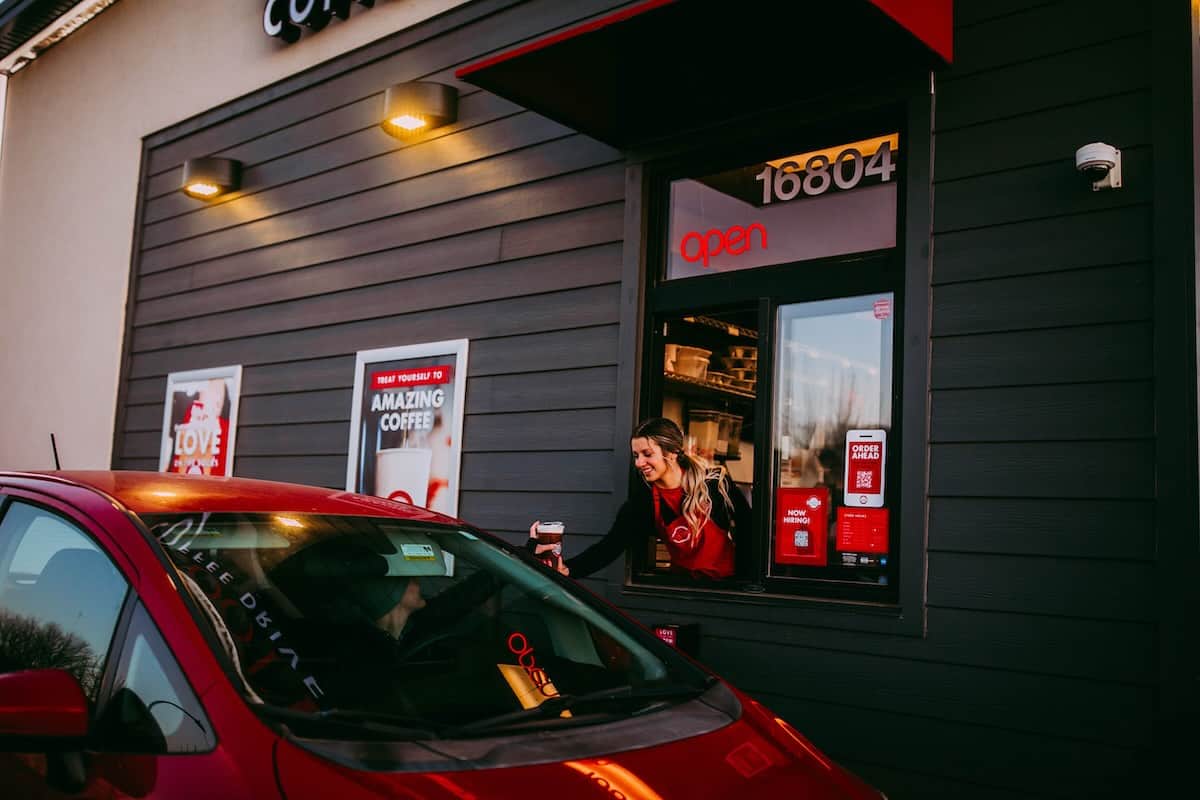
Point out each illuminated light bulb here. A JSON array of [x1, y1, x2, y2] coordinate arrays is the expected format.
[[185, 182, 220, 198], [388, 114, 427, 131]]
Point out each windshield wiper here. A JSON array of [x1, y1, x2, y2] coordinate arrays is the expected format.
[[446, 682, 705, 738], [252, 703, 444, 740]]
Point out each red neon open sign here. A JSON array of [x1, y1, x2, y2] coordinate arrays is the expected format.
[[680, 223, 768, 268]]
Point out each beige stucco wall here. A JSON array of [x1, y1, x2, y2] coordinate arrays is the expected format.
[[0, 0, 468, 470]]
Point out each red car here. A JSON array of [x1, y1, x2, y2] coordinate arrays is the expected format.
[[0, 471, 882, 799]]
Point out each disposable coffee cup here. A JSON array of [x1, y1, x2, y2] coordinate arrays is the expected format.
[[535, 521, 564, 565], [375, 447, 432, 507]]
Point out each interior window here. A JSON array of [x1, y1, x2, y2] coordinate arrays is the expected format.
[[0, 501, 129, 702], [94, 602, 215, 754]]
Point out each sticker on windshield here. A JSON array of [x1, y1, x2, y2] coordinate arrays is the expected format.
[[401, 543, 436, 560]]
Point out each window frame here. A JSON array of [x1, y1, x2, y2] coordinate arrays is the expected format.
[[607, 74, 932, 636], [758, 289, 904, 599], [638, 190, 905, 602]]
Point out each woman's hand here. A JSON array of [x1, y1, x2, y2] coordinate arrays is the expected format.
[[529, 521, 569, 576], [533, 544, 570, 576]]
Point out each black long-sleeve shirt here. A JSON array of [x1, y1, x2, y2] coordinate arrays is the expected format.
[[565, 472, 753, 579]]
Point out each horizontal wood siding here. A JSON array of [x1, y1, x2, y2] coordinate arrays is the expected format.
[[837, 1, 1155, 795], [114, 1, 632, 551], [109, 2, 1172, 799]]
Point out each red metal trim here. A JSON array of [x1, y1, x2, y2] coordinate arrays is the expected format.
[[455, 0, 678, 79], [868, 0, 953, 62]]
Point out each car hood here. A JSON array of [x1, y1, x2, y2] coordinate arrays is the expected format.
[[272, 690, 878, 800]]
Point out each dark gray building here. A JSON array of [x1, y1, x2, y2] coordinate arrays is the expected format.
[[110, 2, 1198, 797]]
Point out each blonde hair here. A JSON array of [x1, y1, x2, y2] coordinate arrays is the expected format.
[[634, 418, 735, 537]]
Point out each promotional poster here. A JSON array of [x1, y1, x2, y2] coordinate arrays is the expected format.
[[773, 487, 831, 566], [158, 365, 243, 476], [345, 340, 469, 517]]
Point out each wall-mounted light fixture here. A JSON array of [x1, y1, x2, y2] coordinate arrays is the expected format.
[[380, 82, 458, 139], [181, 157, 242, 200]]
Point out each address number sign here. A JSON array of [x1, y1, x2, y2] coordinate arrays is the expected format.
[[754, 136, 898, 204]]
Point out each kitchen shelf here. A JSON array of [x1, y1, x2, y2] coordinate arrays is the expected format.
[[680, 315, 759, 340], [665, 371, 756, 401]]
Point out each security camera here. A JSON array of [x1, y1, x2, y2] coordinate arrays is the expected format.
[[1075, 142, 1122, 190]]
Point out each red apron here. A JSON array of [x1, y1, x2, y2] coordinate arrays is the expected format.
[[652, 485, 736, 579]]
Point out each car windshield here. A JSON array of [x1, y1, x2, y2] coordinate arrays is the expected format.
[[139, 512, 709, 740]]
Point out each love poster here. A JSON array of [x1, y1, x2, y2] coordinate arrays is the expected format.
[[158, 365, 243, 476]]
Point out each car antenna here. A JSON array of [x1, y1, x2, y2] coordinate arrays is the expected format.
[[50, 433, 61, 470]]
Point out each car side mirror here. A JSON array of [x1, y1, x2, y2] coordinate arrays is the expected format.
[[0, 669, 89, 749]]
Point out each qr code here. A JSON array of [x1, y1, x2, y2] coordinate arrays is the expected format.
[[855, 470, 874, 489], [793, 531, 809, 548]]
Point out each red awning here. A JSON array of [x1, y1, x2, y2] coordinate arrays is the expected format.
[[865, 0, 953, 64], [457, 0, 952, 148]]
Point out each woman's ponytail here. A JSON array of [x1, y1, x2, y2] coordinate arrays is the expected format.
[[677, 451, 714, 537]]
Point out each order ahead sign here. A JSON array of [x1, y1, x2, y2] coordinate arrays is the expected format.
[[263, 0, 376, 44]]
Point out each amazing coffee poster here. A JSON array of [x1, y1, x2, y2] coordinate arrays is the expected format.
[[345, 340, 468, 517], [158, 365, 243, 476]]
